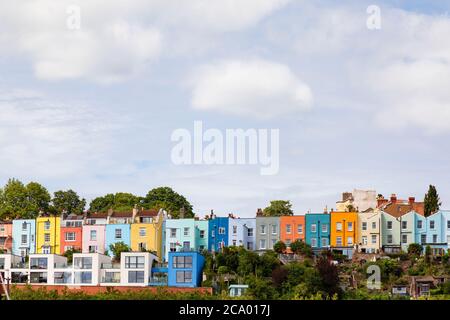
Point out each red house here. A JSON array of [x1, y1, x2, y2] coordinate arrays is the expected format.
[[60, 214, 84, 254]]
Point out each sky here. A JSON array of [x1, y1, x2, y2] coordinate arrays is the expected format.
[[1, 0, 450, 217]]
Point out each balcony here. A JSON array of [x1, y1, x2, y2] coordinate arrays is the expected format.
[[149, 274, 168, 286], [101, 263, 120, 269]]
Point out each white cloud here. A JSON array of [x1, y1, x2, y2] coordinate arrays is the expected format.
[[0, 0, 289, 83], [189, 59, 313, 119]]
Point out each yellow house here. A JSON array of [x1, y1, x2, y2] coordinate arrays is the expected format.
[[130, 209, 164, 259], [36, 215, 61, 254], [330, 211, 358, 248]]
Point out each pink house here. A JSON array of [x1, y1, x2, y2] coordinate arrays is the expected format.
[[0, 221, 13, 253]]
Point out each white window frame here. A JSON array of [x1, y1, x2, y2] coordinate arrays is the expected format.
[[259, 239, 266, 250], [311, 224, 317, 233], [65, 232, 76, 242], [260, 225, 266, 235], [286, 224, 291, 234], [90, 230, 97, 241], [114, 228, 122, 240], [139, 227, 146, 237], [336, 222, 342, 231]]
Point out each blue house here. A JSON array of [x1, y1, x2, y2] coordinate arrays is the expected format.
[[105, 224, 131, 256], [208, 216, 229, 252], [305, 213, 330, 252], [168, 251, 205, 287], [424, 211, 448, 255], [12, 219, 36, 257]]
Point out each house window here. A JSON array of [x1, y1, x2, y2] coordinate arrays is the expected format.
[[128, 271, 145, 283], [311, 238, 317, 248], [89, 245, 97, 253], [311, 224, 317, 233], [74, 257, 92, 269], [125, 256, 145, 269], [21, 235, 27, 245], [211, 229, 215, 238], [173, 256, 193, 268], [199, 230, 205, 239], [138, 242, 147, 251], [233, 226, 237, 234], [44, 233, 50, 242], [184, 227, 190, 236], [218, 227, 225, 235], [176, 271, 192, 283], [114, 229, 122, 240], [139, 227, 146, 237], [447, 221, 450, 229], [90, 230, 97, 241], [372, 222, 376, 229], [321, 238, 327, 247], [297, 224, 303, 234], [42, 245, 51, 254], [387, 235, 393, 244], [232, 240, 237, 246], [22, 222, 28, 231], [271, 239, 277, 248], [371, 235, 377, 244], [387, 221, 393, 230], [259, 239, 266, 250], [247, 242, 253, 250], [44, 221, 51, 230], [347, 222, 353, 232], [247, 228, 254, 237], [430, 221, 435, 229], [321, 224, 328, 233], [30, 258, 48, 269], [286, 224, 291, 234], [421, 234, 426, 244], [199, 245, 205, 251], [170, 228, 177, 238], [260, 225, 266, 235], [433, 235, 438, 243], [362, 222, 367, 231], [65, 232, 76, 241], [362, 236, 368, 245], [402, 221, 407, 229], [140, 217, 153, 223], [169, 242, 177, 252], [417, 220, 423, 229], [336, 236, 342, 246], [336, 222, 342, 231], [271, 225, 277, 235], [402, 234, 408, 244]]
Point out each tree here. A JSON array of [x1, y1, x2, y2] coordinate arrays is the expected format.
[[424, 185, 441, 217], [316, 251, 341, 298], [25, 182, 51, 216], [290, 239, 313, 257], [273, 241, 287, 254], [143, 187, 193, 218], [63, 248, 82, 264], [262, 200, 293, 217], [407, 243, 423, 257], [109, 242, 131, 262], [89, 193, 141, 212], [52, 190, 86, 215]]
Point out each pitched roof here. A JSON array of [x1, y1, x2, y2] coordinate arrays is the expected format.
[[136, 209, 159, 217]]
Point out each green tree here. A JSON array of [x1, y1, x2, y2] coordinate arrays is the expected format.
[[109, 242, 131, 262], [143, 187, 193, 218], [89, 193, 115, 212], [407, 243, 423, 257], [52, 190, 86, 215], [316, 251, 341, 298], [25, 182, 51, 217], [424, 185, 441, 217], [273, 241, 287, 254], [290, 239, 313, 257], [262, 200, 294, 217], [63, 248, 82, 264], [0, 178, 28, 219], [89, 193, 141, 212]]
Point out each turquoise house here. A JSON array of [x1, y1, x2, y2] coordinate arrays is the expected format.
[[12, 219, 36, 257], [105, 224, 131, 256], [164, 219, 208, 262], [414, 211, 427, 245], [305, 213, 330, 252], [424, 211, 447, 255]]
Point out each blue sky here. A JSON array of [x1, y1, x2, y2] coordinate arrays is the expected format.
[[1, 1, 450, 217]]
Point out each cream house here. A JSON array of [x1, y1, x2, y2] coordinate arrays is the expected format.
[[358, 209, 382, 253]]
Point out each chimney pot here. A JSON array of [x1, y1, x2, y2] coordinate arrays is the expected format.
[[390, 194, 397, 202]]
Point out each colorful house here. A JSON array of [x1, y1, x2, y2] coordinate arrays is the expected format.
[[358, 210, 381, 253], [381, 211, 402, 253], [305, 213, 330, 251], [228, 217, 256, 250], [208, 215, 229, 252], [279, 215, 305, 250], [167, 251, 205, 288], [130, 209, 165, 259], [12, 219, 36, 257], [398, 211, 417, 251], [424, 211, 447, 255], [105, 223, 131, 256], [60, 214, 84, 254], [415, 211, 427, 245], [82, 212, 108, 254], [442, 211, 450, 249], [330, 211, 358, 257], [36, 215, 61, 254], [164, 218, 208, 261], [0, 221, 13, 253], [255, 215, 280, 251]]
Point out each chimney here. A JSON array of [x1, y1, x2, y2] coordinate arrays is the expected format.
[[180, 207, 185, 219], [132, 205, 139, 221], [256, 208, 263, 217], [390, 194, 397, 203], [408, 197, 415, 204]]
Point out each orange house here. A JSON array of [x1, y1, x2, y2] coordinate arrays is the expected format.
[[60, 215, 84, 254], [280, 215, 306, 251], [330, 211, 358, 248]]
